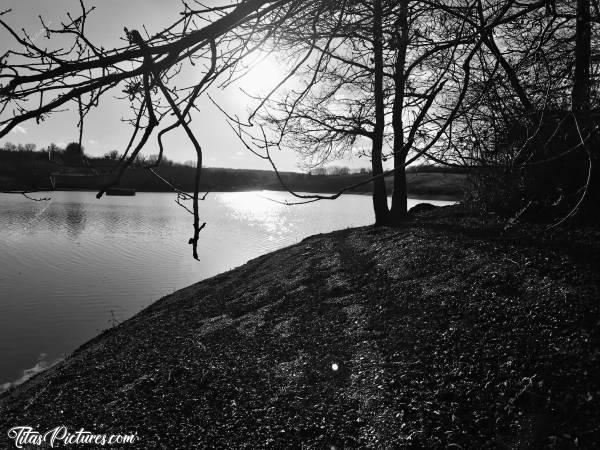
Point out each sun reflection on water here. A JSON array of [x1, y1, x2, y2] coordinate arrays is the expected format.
[[219, 191, 293, 236]]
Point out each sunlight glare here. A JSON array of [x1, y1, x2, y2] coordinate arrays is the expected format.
[[235, 54, 289, 95], [220, 191, 291, 235]]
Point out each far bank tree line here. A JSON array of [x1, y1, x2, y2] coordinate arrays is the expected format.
[[0, 142, 466, 198], [0, 0, 598, 256]]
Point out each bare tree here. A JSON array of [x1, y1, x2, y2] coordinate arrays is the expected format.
[[2, 0, 595, 261], [240, 0, 482, 222], [439, 0, 599, 219], [0, 0, 303, 258]]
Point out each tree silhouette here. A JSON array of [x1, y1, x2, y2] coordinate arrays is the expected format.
[[0, 0, 598, 258]]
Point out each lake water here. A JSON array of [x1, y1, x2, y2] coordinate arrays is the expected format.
[[0, 190, 453, 391]]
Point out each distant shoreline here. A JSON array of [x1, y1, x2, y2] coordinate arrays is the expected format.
[[1, 154, 468, 201], [2, 188, 463, 202]]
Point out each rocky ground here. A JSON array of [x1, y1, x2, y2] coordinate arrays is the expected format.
[[1, 205, 599, 449]]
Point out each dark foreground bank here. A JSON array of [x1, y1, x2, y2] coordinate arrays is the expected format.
[[1, 206, 599, 449]]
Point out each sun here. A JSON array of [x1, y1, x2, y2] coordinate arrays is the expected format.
[[235, 53, 291, 95]]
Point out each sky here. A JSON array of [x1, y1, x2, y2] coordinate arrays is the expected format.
[[0, 0, 370, 172]]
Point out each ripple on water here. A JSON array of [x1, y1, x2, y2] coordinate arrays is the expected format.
[[0, 191, 454, 387]]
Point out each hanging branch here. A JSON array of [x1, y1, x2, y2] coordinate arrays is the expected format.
[[0, 0, 297, 257]]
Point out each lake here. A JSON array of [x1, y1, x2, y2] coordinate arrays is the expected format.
[[0, 190, 453, 391]]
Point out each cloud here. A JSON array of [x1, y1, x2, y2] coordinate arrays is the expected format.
[[11, 125, 27, 134], [88, 139, 99, 145]]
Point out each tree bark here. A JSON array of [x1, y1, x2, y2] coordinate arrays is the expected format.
[[572, 0, 591, 113], [571, 0, 598, 219], [371, 0, 390, 225], [390, 1, 409, 221], [391, 151, 408, 218]]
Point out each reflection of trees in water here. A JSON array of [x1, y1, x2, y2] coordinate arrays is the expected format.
[[149, 212, 171, 236], [103, 208, 122, 232], [3, 200, 52, 234], [64, 202, 86, 237], [14, 202, 85, 237], [101, 204, 172, 237]]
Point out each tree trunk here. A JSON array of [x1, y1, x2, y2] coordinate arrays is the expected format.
[[371, 0, 390, 225], [571, 0, 598, 219], [390, 1, 409, 221], [572, 0, 591, 113], [391, 150, 408, 218]]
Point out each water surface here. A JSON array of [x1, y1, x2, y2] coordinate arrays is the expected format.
[[0, 190, 453, 390]]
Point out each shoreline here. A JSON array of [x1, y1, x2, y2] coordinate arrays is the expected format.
[[0, 191, 455, 395], [1, 205, 598, 448], [2, 188, 463, 202]]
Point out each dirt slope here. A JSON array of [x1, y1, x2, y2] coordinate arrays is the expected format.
[[1, 206, 598, 449]]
